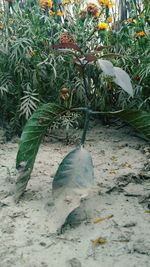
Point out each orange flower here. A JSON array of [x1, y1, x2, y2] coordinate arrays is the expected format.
[[79, 10, 87, 20], [87, 3, 99, 16], [39, 0, 52, 9], [95, 11, 101, 18], [136, 31, 146, 37], [98, 0, 113, 8], [127, 18, 133, 23]]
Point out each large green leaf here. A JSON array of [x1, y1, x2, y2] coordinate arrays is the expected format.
[[49, 146, 94, 232], [53, 145, 94, 193], [116, 110, 150, 140], [97, 59, 115, 77], [15, 103, 65, 201], [113, 67, 133, 97], [91, 109, 150, 140], [96, 60, 133, 97]]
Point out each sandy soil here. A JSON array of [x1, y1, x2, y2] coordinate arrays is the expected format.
[[0, 124, 150, 267]]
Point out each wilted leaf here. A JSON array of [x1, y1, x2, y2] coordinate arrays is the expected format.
[[110, 156, 118, 162], [113, 67, 133, 97], [144, 210, 150, 214], [113, 239, 130, 243], [121, 162, 132, 168], [96, 45, 108, 51], [93, 214, 113, 224], [15, 103, 65, 201], [97, 59, 115, 77], [109, 169, 117, 175], [49, 146, 94, 233], [85, 53, 97, 62], [91, 237, 107, 246]]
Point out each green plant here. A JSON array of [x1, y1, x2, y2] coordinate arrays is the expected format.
[[1, 0, 149, 133], [15, 35, 150, 231]]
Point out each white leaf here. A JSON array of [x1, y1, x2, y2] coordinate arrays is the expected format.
[[113, 67, 133, 97], [97, 59, 115, 77]]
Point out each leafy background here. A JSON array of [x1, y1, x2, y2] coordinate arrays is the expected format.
[[0, 0, 149, 136]]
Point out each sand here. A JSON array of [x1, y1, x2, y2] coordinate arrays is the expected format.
[[0, 124, 150, 267]]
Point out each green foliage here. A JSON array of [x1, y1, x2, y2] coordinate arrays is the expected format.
[[15, 103, 65, 201], [0, 0, 149, 133], [0, 4, 64, 131], [114, 109, 150, 140]]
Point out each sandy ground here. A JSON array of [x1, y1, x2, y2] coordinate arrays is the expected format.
[[0, 124, 150, 267]]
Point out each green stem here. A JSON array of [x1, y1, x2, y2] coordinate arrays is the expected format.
[[80, 110, 90, 145]]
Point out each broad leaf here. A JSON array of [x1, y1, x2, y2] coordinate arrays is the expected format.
[[113, 67, 133, 97], [53, 145, 94, 192], [91, 109, 150, 141], [97, 60, 133, 97], [115, 109, 150, 140], [15, 103, 65, 201], [97, 59, 115, 77], [49, 146, 94, 232]]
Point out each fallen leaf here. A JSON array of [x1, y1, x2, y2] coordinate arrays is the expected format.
[[93, 214, 114, 224], [110, 156, 118, 162], [91, 237, 107, 246], [121, 162, 132, 168], [144, 210, 150, 214], [109, 169, 117, 175], [113, 239, 130, 243]]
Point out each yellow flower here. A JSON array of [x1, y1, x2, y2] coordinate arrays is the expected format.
[[107, 16, 112, 23], [97, 22, 108, 30], [49, 9, 63, 16], [132, 19, 137, 24], [126, 18, 137, 24], [136, 31, 146, 37], [57, 10, 63, 16], [98, 0, 113, 8], [49, 9, 55, 15]]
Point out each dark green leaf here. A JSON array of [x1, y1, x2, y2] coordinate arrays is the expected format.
[[53, 145, 94, 195], [116, 109, 150, 140], [91, 109, 150, 141], [15, 103, 65, 201], [49, 146, 94, 232]]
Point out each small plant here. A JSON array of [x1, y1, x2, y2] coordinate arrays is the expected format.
[[15, 30, 150, 231]]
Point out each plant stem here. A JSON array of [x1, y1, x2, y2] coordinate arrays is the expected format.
[[80, 110, 90, 145], [82, 66, 90, 106]]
